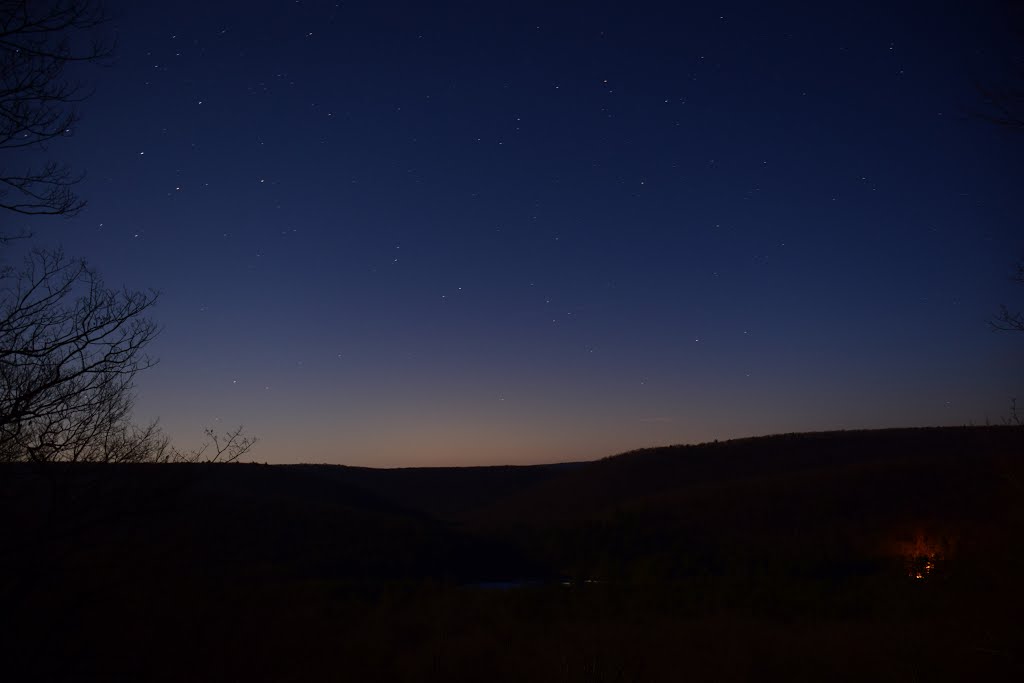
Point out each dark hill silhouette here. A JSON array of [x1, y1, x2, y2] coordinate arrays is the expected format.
[[1, 461, 544, 584], [466, 427, 1024, 582], [310, 461, 584, 520], [475, 427, 1021, 523], [2, 426, 1023, 681], [4, 426, 1020, 584]]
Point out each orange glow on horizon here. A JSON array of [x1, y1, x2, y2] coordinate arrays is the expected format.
[[891, 531, 954, 581]]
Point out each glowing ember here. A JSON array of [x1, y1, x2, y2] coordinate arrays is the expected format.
[[911, 557, 936, 580]]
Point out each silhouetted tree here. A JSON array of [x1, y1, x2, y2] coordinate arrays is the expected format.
[[992, 262, 1024, 333], [0, 0, 113, 217], [0, 248, 161, 463], [178, 425, 258, 464], [975, 0, 1024, 129], [0, 249, 257, 465], [973, 5, 1024, 334], [977, 74, 1024, 131], [0, 3, 256, 467]]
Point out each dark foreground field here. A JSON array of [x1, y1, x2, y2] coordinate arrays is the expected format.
[[2, 426, 1023, 681]]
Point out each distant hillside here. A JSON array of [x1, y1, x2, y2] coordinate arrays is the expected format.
[[301, 461, 583, 520], [465, 426, 1024, 582], [3, 426, 1023, 682], [475, 427, 1023, 522], [4, 426, 1021, 585], [0, 461, 540, 584]]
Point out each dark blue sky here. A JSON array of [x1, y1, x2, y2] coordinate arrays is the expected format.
[[11, 0, 1022, 465]]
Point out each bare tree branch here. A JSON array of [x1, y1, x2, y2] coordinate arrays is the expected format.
[[0, 0, 114, 218], [992, 261, 1024, 333], [174, 426, 259, 464], [0, 248, 161, 464]]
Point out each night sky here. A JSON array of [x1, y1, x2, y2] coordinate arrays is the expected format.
[[9, 0, 1022, 466]]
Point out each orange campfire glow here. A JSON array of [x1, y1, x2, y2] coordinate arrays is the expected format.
[[892, 533, 951, 580]]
